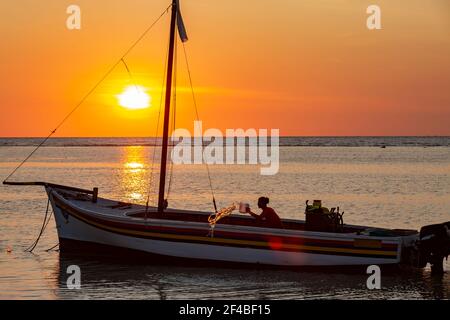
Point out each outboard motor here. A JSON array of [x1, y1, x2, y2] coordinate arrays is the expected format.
[[418, 221, 450, 274]]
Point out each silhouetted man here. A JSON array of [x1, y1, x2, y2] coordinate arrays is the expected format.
[[246, 197, 283, 229]]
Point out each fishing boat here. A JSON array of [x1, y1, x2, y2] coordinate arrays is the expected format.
[[3, 0, 450, 273]]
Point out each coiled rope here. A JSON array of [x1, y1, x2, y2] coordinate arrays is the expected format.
[[207, 203, 237, 237]]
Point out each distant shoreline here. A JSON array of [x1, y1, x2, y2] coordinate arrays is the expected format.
[[1, 136, 449, 147]]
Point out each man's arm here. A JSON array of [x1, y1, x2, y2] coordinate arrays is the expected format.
[[246, 208, 260, 220]]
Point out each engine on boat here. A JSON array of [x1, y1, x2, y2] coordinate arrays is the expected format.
[[416, 221, 450, 274], [304, 200, 344, 233]]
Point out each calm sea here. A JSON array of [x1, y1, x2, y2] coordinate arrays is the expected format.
[[0, 137, 449, 299]]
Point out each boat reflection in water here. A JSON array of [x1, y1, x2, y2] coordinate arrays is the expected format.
[[54, 251, 449, 300]]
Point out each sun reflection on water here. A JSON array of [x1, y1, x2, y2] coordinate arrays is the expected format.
[[124, 161, 144, 173], [120, 146, 149, 203]]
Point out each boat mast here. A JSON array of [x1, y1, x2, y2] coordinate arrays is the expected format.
[[158, 0, 178, 213]]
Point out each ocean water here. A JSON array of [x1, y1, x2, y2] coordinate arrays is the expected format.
[[0, 137, 449, 299]]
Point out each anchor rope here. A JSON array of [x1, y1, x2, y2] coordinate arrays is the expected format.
[[3, 4, 172, 183], [45, 243, 60, 252], [25, 198, 52, 252]]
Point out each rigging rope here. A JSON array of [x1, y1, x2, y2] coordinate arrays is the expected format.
[[3, 4, 172, 183], [181, 42, 218, 212], [120, 57, 155, 213], [121, 58, 141, 94]]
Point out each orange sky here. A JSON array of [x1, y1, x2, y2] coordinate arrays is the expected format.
[[0, 0, 449, 137]]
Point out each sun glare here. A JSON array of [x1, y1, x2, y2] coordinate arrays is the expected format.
[[117, 85, 151, 110]]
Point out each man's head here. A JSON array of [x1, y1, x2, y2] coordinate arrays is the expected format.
[[257, 196, 270, 209]]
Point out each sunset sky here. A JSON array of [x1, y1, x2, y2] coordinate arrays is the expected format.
[[0, 0, 449, 137]]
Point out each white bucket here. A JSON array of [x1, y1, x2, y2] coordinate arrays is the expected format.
[[238, 202, 250, 213]]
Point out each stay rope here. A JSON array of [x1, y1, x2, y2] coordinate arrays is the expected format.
[[181, 42, 218, 213], [3, 4, 172, 183]]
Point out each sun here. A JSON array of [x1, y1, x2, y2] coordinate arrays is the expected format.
[[117, 85, 151, 110]]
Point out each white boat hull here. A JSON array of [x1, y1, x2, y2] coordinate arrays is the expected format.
[[48, 187, 409, 267]]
